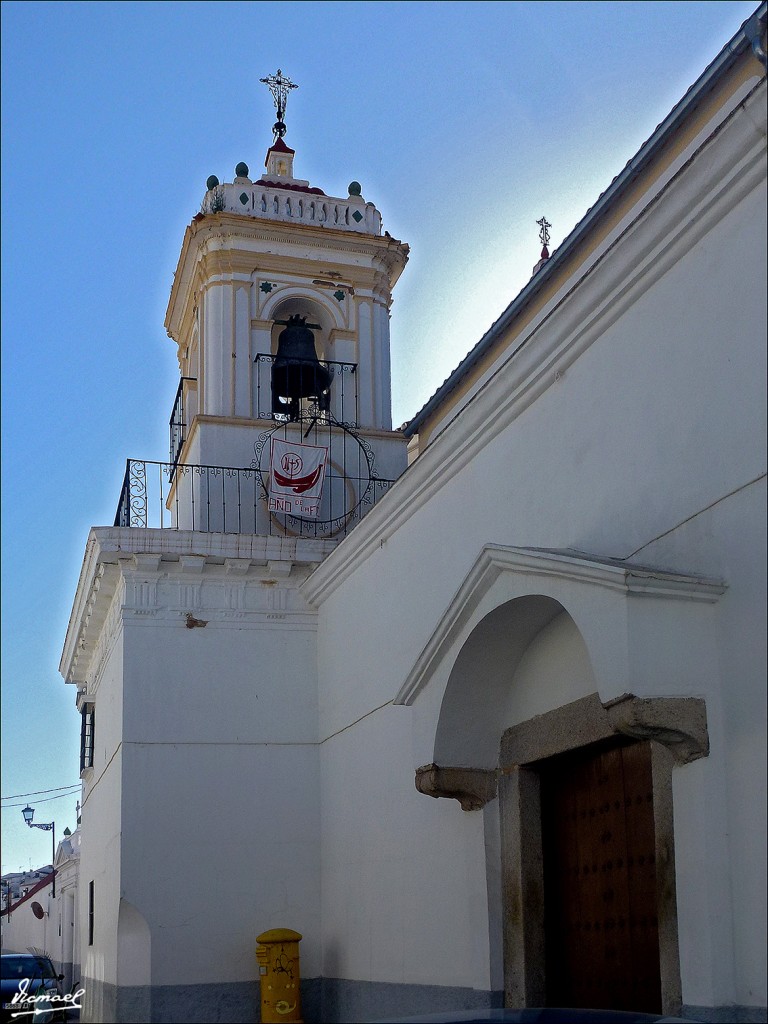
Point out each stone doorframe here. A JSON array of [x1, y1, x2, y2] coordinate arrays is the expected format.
[[415, 691, 709, 1013], [497, 691, 709, 1016]]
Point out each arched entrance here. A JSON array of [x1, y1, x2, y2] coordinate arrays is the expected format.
[[407, 545, 721, 1017]]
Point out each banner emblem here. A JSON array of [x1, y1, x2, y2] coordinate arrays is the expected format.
[[269, 438, 328, 518]]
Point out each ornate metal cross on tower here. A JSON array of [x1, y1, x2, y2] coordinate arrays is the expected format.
[[260, 68, 298, 140], [536, 216, 552, 250]]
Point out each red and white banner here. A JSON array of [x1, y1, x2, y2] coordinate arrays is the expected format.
[[268, 438, 328, 519]]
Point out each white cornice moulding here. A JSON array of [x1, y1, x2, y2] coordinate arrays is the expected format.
[[60, 528, 336, 684]]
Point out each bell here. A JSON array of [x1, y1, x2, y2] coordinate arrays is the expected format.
[[271, 315, 333, 420]]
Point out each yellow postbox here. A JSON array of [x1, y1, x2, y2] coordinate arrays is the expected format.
[[255, 928, 303, 1024]]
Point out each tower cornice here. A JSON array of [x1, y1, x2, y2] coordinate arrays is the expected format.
[[166, 213, 408, 343]]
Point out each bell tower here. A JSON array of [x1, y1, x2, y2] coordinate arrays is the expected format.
[[164, 70, 410, 523], [66, 73, 411, 1023]]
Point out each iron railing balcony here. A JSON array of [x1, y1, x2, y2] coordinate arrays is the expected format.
[[168, 358, 357, 467], [169, 377, 197, 468], [253, 354, 358, 426], [114, 454, 394, 539], [148, 364, 378, 537]]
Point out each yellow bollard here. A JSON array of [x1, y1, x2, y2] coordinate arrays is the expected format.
[[256, 928, 303, 1023]]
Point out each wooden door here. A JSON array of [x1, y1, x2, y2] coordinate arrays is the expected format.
[[540, 740, 662, 1012]]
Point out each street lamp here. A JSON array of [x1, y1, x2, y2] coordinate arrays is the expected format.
[[21, 806, 56, 898]]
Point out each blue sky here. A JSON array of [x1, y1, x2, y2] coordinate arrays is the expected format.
[[1, 0, 759, 873]]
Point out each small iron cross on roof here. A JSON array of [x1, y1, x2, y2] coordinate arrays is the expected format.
[[260, 69, 298, 138], [537, 217, 552, 249]]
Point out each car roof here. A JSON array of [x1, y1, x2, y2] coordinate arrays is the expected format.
[[1, 954, 53, 961]]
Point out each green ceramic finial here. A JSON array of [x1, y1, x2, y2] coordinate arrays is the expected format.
[[348, 181, 362, 196], [206, 175, 220, 190], [235, 162, 249, 178]]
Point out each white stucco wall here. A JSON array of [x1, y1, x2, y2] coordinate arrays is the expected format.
[[308, 99, 767, 1009], [634, 480, 767, 1009], [321, 703, 494, 991], [79, 622, 124, 1019], [113, 556, 323, 987]]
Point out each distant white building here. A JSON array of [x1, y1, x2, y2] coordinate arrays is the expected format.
[[1, 866, 53, 906], [1, 831, 81, 994], [60, 10, 767, 1024]]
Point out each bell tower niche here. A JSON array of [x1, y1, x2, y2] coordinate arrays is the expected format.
[[163, 70, 409, 538]]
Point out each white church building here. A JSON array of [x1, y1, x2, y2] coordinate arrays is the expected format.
[[60, 12, 767, 1024]]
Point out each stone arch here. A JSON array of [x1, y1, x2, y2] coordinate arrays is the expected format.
[[260, 287, 346, 360], [432, 595, 596, 770], [404, 545, 722, 786], [417, 594, 601, 812], [417, 581, 709, 810]]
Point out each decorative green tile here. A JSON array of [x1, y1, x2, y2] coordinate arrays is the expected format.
[[260, 282, 273, 293], [333, 290, 345, 302], [352, 210, 363, 223], [240, 192, 249, 205]]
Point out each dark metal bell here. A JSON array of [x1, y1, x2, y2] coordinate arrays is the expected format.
[[272, 314, 333, 420]]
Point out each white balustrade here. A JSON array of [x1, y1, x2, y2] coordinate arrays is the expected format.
[[205, 182, 382, 234]]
